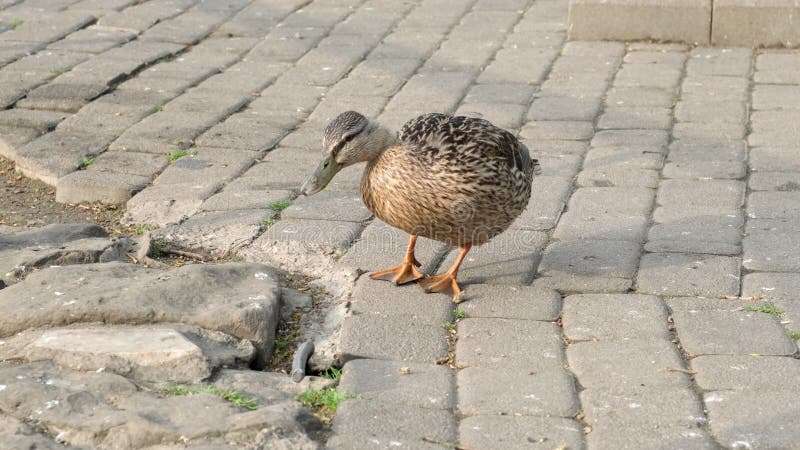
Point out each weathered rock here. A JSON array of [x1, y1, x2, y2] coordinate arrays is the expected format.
[[0, 362, 320, 449], [0, 262, 281, 367], [0, 223, 132, 286]]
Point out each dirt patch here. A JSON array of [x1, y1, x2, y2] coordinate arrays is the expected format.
[[0, 156, 127, 233]]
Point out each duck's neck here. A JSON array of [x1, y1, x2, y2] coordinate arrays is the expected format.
[[361, 123, 399, 162]]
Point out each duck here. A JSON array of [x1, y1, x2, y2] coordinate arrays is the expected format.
[[300, 111, 539, 298]]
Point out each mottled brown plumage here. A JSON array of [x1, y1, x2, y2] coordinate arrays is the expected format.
[[301, 111, 539, 298]]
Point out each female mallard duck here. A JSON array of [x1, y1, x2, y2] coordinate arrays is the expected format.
[[301, 111, 539, 298]]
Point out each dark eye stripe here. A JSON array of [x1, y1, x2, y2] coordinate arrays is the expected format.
[[332, 131, 358, 156]]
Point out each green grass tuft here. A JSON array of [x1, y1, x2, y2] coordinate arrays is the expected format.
[[298, 388, 353, 415], [744, 304, 783, 316], [261, 217, 277, 227], [81, 156, 94, 167], [268, 199, 291, 211], [10, 19, 22, 29], [50, 68, 63, 76], [168, 149, 189, 163], [320, 366, 342, 380], [166, 385, 258, 410], [155, 104, 164, 112], [788, 331, 800, 341], [453, 308, 467, 320], [442, 321, 456, 332]]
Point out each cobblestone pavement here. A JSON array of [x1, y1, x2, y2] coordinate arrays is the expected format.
[[1, 0, 800, 449]]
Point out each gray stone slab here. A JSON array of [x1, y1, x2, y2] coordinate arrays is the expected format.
[[685, 47, 753, 77], [755, 51, 800, 84], [567, 0, 711, 44], [538, 240, 642, 279], [140, 10, 229, 45], [743, 219, 800, 272], [527, 95, 602, 122], [0, 11, 95, 43], [532, 274, 633, 294], [563, 294, 669, 341], [748, 191, 800, 219], [591, 129, 668, 148], [752, 84, 800, 111], [749, 146, 800, 172], [476, 50, 557, 85], [200, 186, 293, 213], [282, 191, 372, 223], [458, 367, 579, 417], [47, 25, 137, 53], [577, 167, 659, 189], [712, 0, 800, 47], [385, 71, 473, 114], [692, 355, 800, 392], [749, 172, 800, 192], [17, 82, 109, 113], [511, 176, 572, 231], [682, 74, 749, 102], [584, 146, 665, 170], [459, 416, 584, 450], [85, 151, 168, 177], [673, 122, 747, 144], [525, 139, 589, 156], [348, 276, 453, 325], [597, 106, 672, 130], [741, 272, 800, 329], [580, 385, 706, 428], [437, 229, 548, 286], [338, 219, 446, 275], [454, 103, 527, 130], [705, 390, 800, 449], [254, 218, 363, 255], [675, 100, 748, 127], [663, 160, 746, 180], [585, 421, 716, 450], [55, 170, 151, 205], [328, 57, 420, 98], [331, 399, 456, 446], [672, 310, 797, 356], [339, 315, 449, 364], [606, 86, 675, 108], [0, 108, 66, 131], [553, 187, 654, 241], [455, 318, 564, 371], [153, 209, 273, 257], [519, 121, 594, 141], [636, 253, 740, 297], [615, 64, 683, 90], [0, 126, 41, 158], [13, 131, 113, 186], [110, 111, 225, 154], [457, 284, 561, 321], [154, 151, 254, 187], [464, 83, 534, 105], [193, 117, 286, 153], [0, 262, 280, 366], [656, 179, 745, 212], [568, 340, 692, 390], [528, 153, 582, 178], [338, 359, 455, 409], [646, 214, 743, 255], [123, 182, 218, 227]]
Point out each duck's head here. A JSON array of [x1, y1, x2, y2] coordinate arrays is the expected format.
[[300, 111, 394, 196]]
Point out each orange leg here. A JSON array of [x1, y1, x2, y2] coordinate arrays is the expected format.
[[369, 235, 425, 285], [419, 244, 472, 298]]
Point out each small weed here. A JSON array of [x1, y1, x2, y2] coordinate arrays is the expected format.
[[298, 388, 354, 418], [261, 217, 277, 227], [268, 199, 291, 211], [132, 224, 157, 235], [10, 19, 22, 29], [50, 68, 63, 76], [274, 336, 293, 354], [320, 366, 342, 380], [80, 156, 94, 167], [168, 149, 189, 163], [744, 304, 783, 316], [150, 240, 166, 257], [442, 321, 456, 333], [166, 385, 258, 410], [155, 104, 164, 112], [788, 331, 800, 341], [453, 308, 467, 320]]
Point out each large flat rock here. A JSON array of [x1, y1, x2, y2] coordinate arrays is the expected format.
[[0, 262, 281, 367]]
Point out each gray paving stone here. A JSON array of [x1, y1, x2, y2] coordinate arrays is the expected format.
[[386, 71, 474, 114], [529, 153, 582, 177], [437, 229, 548, 286], [539, 75, 609, 98], [614, 64, 683, 90], [57, 102, 156, 137], [752, 84, 800, 111], [538, 240, 642, 279], [585, 421, 716, 450], [666, 296, 775, 312], [464, 83, 535, 105], [741, 272, 800, 329], [338, 219, 446, 275], [673, 122, 747, 144], [713, 0, 800, 47], [606, 86, 675, 108], [0, 126, 41, 158], [672, 310, 797, 356], [124, 183, 218, 227], [16, 82, 109, 113], [328, 57, 420, 98], [580, 385, 706, 428], [3, 49, 87, 73], [519, 121, 594, 141], [330, 399, 456, 447], [623, 50, 687, 66], [657, 179, 745, 213], [0, 11, 94, 43], [0, 41, 44, 66], [194, 118, 286, 154], [743, 219, 800, 272], [597, 106, 672, 130], [525, 139, 589, 156], [636, 253, 740, 297], [674, 100, 748, 126], [749, 171, 800, 192], [458, 284, 561, 321], [692, 355, 800, 392], [47, 25, 137, 53], [13, 131, 113, 186], [55, 170, 150, 205], [459, 416, 585, 450], [455, 103, 527, 130], [749, 111, 800, 147], [0, 108, 66, 131], [527, 95, 602, 121], [81, 151, 167, 178], [339, 314, 449, 364], [568, 340, 692, 390], [681, 74, 749, 102], [562, 294, 669, 341], [240, 149, 321, 191], [348, 277, 453, 326], [567, 0, 711, 44], [748, 191, 800, 219], [200, 187, 292, 213], [153, 151, 254, 187], [532, 273, 633, 294], [307, 94, 389, 127], [153, 209, 273, 257], [577, 167, 659, 189], [705, 390, 800, 449], [584, 146, 666, 170], [755, 51, 800, 84], [553, 187, 654, 241], [254, 218, 363, 255], [591, 129, 668, 148], [338, 359, 455, 410], [749, 146, 800, 172], [458, 367, 578, 417], [686, 48, 753, 77], [140, 9, 231, 45], [646, 214, 743, 256], [110, 112, 223, 154], [475, 49, 555, 85], [455, 318, 564, 371]]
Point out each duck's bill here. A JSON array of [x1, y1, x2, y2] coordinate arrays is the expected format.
[[300, 154, 341, 196]]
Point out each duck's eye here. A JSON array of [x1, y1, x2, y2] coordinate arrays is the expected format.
[[323, 160, 329, 168]]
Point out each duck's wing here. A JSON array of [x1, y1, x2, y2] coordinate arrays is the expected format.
[[398, 113, 538, 177]]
